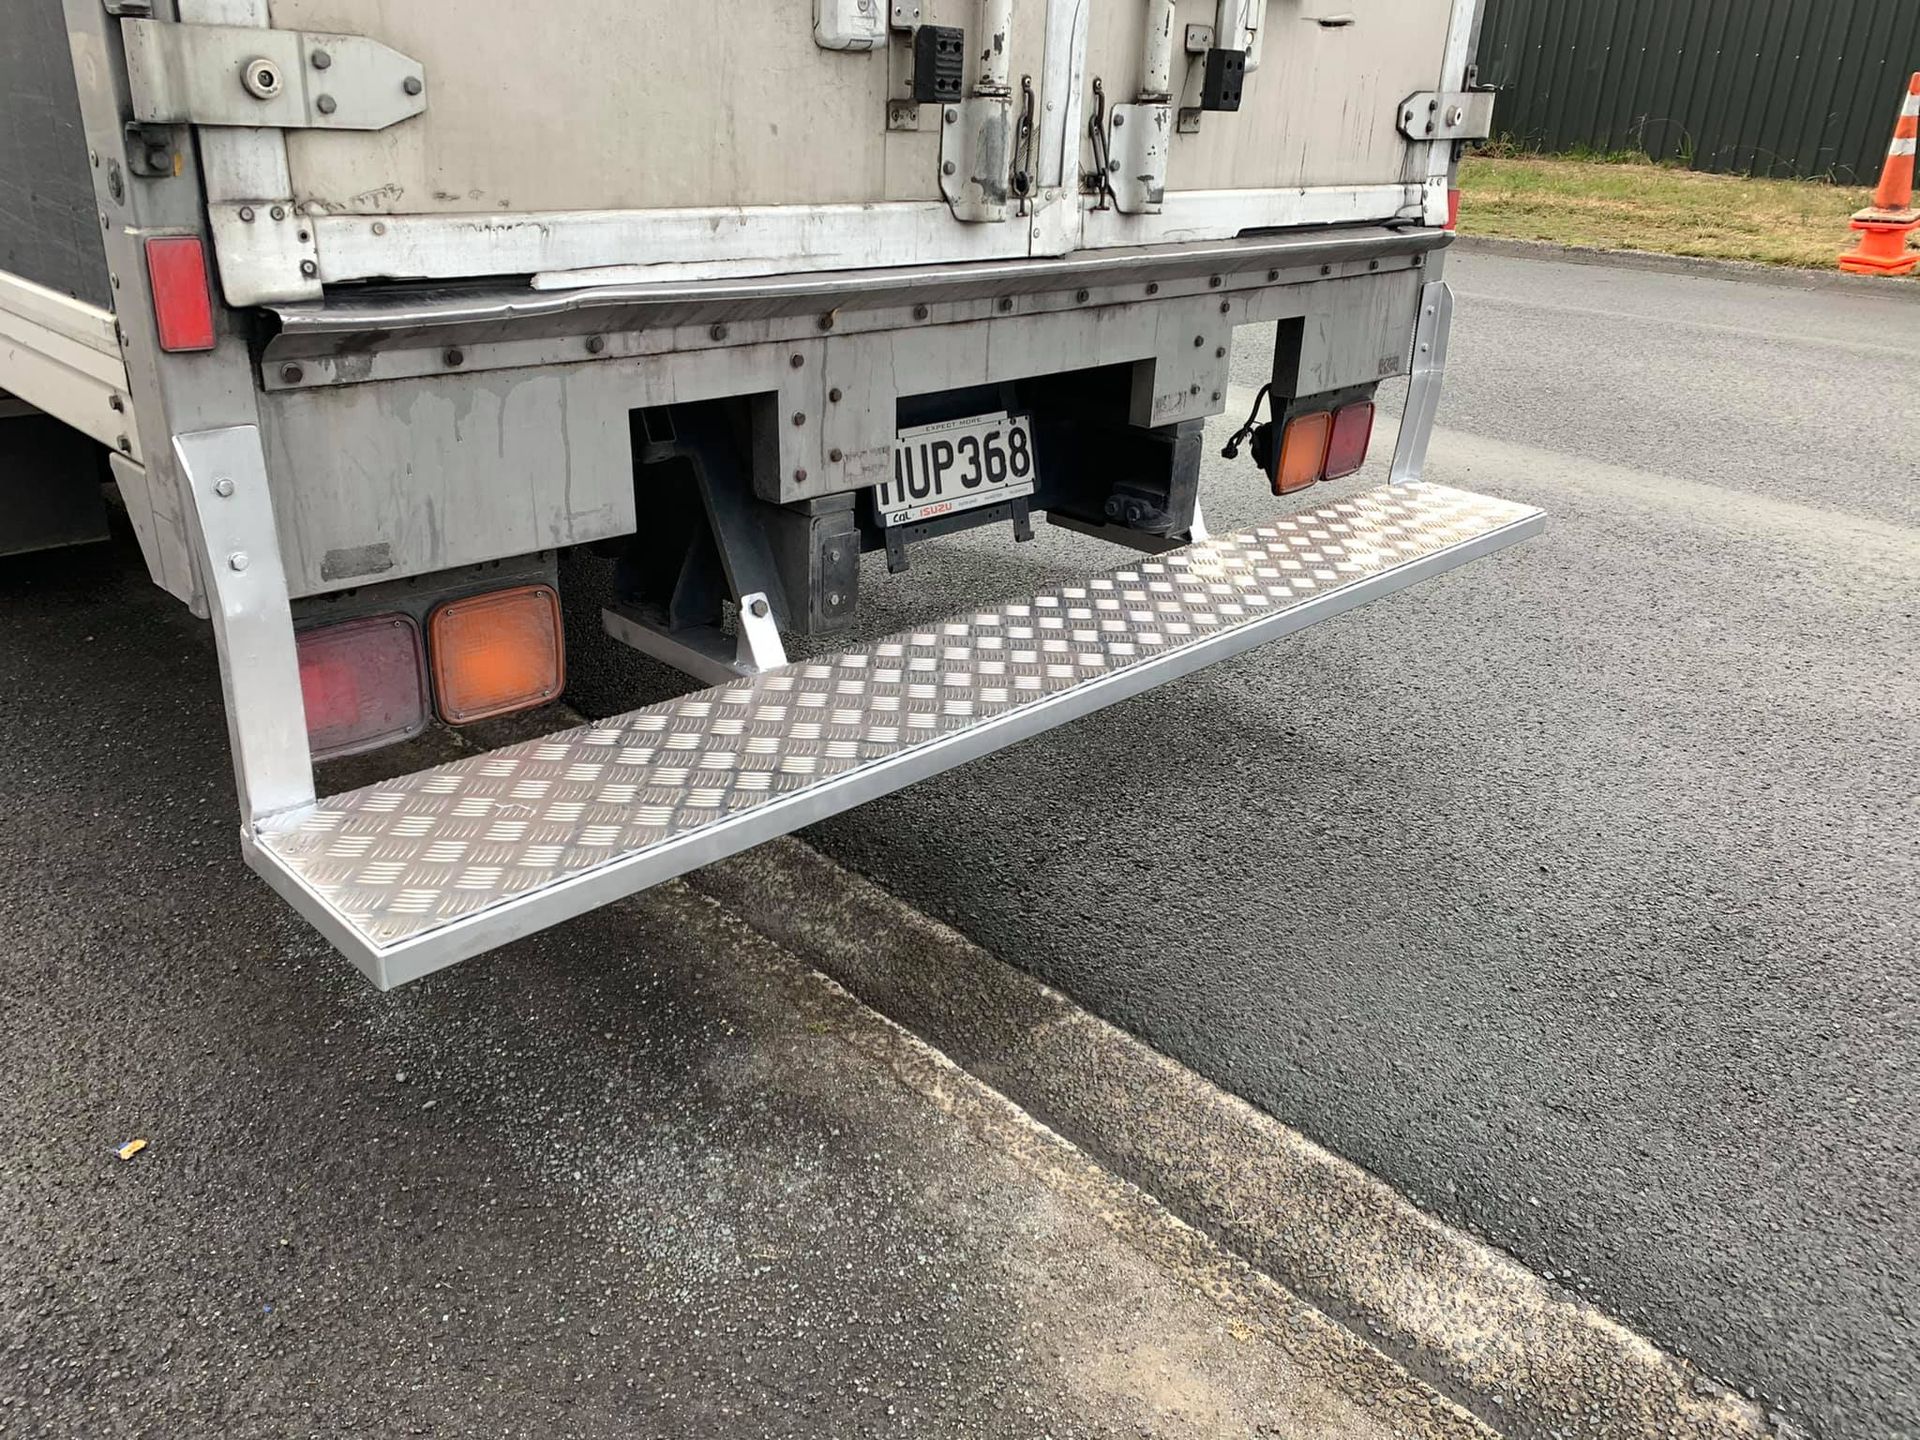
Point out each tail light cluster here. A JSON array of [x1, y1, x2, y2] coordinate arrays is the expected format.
[[1271, 398, 1376, 496], [295, 583, 564, 759]]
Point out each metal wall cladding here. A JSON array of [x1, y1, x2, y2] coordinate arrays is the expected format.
[[1476, 0, 1920, 179]]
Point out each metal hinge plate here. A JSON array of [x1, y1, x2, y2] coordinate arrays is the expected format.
[[1105, 102, 1170, 213], [939, 95, 1013, 222], [122, 18, 426, 131], [1398, 90, 1495, 142]]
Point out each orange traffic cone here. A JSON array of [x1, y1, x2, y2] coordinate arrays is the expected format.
[[1839, 72, 1920, 276]]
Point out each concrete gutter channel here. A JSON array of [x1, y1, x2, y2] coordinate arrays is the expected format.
[[689, 838, 1803, 1440]]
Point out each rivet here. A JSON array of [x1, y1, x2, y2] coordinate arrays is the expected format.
[[709, 322, 729, 341], [828, 387, 843, 402], [585, 335, 605, 354], [372, 220, 387, 235], [944, 108, 957, 123], [818, 314, 835, 331], [791, 412, 806, 427], [443, 347, 464, 367], [403, 75, 423, 96], [998, 297, 1014, 312], [228, 552, 250, 572], [108, 395, 124, 412], [1419, 342, 1431, 353], [1192, 335, 1204, 348], [1368, 259, 1379, 270], [1112, 112, 1125, 127], [790, 353, 805, 368], [1208, 275, 1222, 288], [1189, 384, 1201, 395], [794, 468, 808, 483], [1145, 282, 1159, 295], [1320, 264, 1332, 276], [116, 435, 131, 454], [829, 447, 843, 462], [1267, 269, 1279, 281], [1074, 289, 1089, 303], [828, 591, 843, 606], [1214, 346, 1225, 358], [311, 48, 331, 69], [749, 597, 770, 618], [270, 205, 286, 221], [827, 547, 843, 563], [213, 478, 235, 498], [280, 363, 304, 383], [1107, 159, 1120, 173], [299, 259, 318, 277], [1211, 391, 1221, 401], [942, 160, 956, 175], [913, 304, 929, 320], [238, 205, 255, 223], [1219, 300, 1230, 313]]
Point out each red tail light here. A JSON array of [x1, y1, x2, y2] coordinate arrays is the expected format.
[[297, 614, 430, 759], [1446, 187, 1462, 230], [1324, 401, 1375, 480], [144, 236, 216, 353]]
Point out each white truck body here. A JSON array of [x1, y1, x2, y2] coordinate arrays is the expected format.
[[0, 0, 1532, 987]]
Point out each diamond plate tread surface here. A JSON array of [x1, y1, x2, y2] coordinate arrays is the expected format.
[[257, 482, 1538, 953]]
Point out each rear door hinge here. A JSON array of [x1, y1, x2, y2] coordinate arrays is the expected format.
[[121, 17, 426, 131], [1397, 90, 1495, 143]]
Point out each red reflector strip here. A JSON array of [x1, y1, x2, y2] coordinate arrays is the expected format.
[[1324, 401, 1375, 480], [297, 614, 430, 759], [1446, 187, 1462, 230], [144, 235, 216, 353]]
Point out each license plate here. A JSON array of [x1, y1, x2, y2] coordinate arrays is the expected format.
[[877, 411, 1036, 527]]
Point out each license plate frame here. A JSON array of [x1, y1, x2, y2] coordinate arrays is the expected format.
[[877, 410, 1037, 528]]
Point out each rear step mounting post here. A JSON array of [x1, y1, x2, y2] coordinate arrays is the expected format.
[[603, 590, 789, 686], [600, 403, 794, 683], [1390, 279, 1451, 484], [174, 424, 316, 826]]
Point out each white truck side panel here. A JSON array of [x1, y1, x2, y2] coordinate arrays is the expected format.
[[0, 269, 137, 460]]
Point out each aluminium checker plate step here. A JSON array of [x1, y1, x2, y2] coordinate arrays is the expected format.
[[246, 482, 1543, 988]]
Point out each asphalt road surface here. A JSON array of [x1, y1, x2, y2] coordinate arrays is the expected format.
[[0, 545, 1487, 1438], [2, 245, 1910, 1440], [783, 250, 1918, 1439]]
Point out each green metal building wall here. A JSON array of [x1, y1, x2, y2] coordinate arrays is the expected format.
[[1475, 0, 1920, 179]]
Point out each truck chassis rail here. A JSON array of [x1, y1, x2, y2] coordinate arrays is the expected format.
[[231, 480, 1541, 988]]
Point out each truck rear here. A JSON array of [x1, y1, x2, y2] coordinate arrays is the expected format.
[[0, 0, 1534, 986]]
